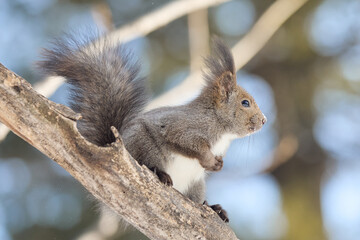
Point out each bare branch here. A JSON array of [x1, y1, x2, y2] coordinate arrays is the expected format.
[[0, 63, 238, 240], [147, 0, 310, 110], [188, 9, 210, 72], [0, 75, 64, 141], [104, 0, 229, 43]]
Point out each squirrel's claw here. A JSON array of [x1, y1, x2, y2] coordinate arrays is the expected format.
[[203, 201, 229, 223], [150, 167, 173, 186]]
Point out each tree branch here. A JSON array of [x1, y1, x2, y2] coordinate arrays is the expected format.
[[0, 75, 64, 141], [0, 63, 238, 239]]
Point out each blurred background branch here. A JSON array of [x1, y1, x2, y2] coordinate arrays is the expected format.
[[264, 134, 299, 173], [91, 2, 114, 31], [188, 9, 210, 72], [147, 0, 310, 109], [232, 0, 309, 70], [104, 0, 229, 43]]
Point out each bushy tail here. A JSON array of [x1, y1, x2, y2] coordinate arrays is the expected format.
[[38, 34, 148, 146]]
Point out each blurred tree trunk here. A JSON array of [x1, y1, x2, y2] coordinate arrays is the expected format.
[[248, 2, 327, 237], [253, 60, 327, 240]]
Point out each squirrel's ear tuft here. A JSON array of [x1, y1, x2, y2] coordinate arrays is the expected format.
[[203, 37, 236, 103], [203, 37, 235, 79]]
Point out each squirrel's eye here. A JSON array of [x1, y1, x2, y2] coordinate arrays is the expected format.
[[241, 100, 250, 108]]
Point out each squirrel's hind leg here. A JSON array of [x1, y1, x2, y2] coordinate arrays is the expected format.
[[185, 178, 206, 203], [186, 178, 230, 223]]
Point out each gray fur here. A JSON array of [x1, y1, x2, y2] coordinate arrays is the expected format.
[[39, 35, 266, 205], [186, 179, 206, 203]]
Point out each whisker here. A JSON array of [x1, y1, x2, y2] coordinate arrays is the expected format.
[[246, 136, 251, 170]]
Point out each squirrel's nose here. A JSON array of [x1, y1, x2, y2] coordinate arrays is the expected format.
[[262, 115, 267, 125]]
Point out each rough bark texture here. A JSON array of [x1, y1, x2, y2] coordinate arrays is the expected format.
[[0, 63, 238, 240]]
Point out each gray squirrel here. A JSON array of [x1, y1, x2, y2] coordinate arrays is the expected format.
[[38, 35, 266, 223]]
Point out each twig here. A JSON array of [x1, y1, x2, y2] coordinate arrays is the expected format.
[[147, 0, 309, 110]]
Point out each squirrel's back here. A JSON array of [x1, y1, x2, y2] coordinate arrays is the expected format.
[[38, 34, 148, 146]]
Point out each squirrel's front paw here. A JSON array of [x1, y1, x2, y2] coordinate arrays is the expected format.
[[202, 156, 223, 171], [213, 156, 224, 171], [150, 167, 173, 186], [203, 201, 229, 222], [199, 152, 224, 172]]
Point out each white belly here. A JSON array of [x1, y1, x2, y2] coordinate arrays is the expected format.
[[165, 153, 205, 194], [165, 133, 239, 194]]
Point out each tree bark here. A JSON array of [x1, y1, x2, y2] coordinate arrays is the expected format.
[[0, 63, 238, 240]]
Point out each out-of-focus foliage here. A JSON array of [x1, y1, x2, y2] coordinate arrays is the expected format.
[[0, 0, 359, 240]]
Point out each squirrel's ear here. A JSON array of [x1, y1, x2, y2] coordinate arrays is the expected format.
[[202, 37, 236, 104], [215, 71, 236, 102]]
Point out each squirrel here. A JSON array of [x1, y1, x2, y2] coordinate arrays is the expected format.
[[38, 34, 266, 223]]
